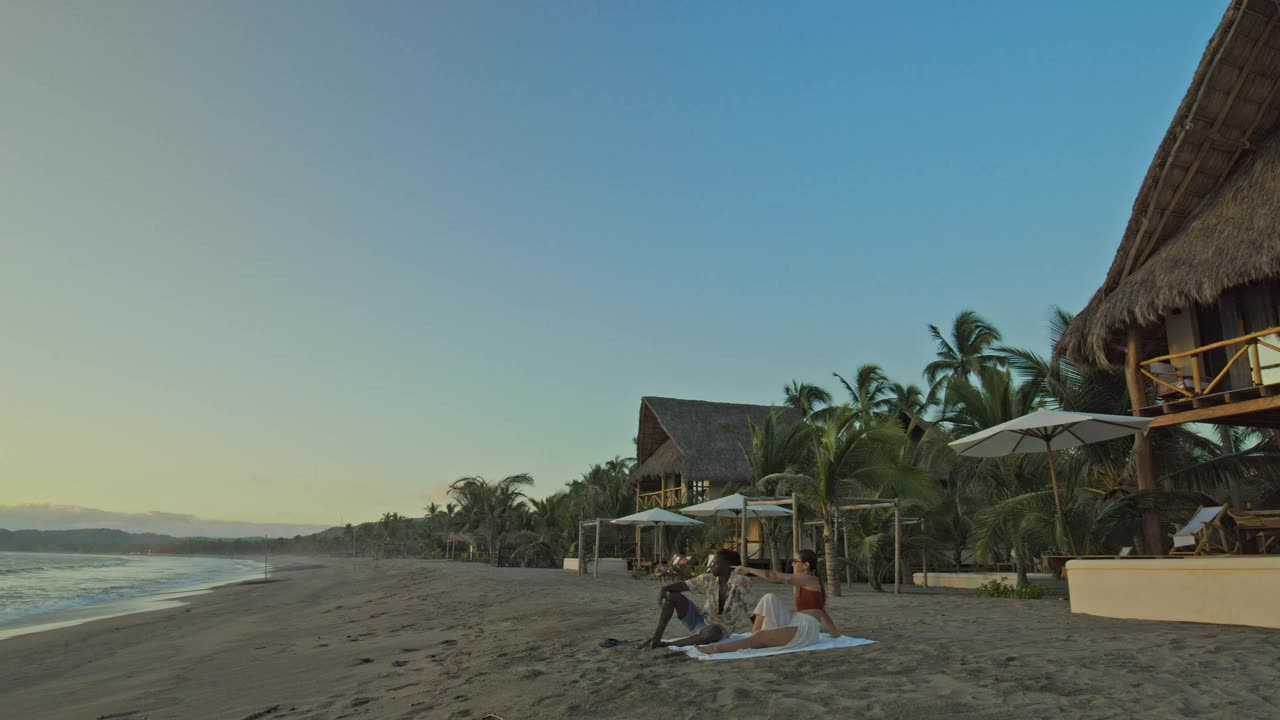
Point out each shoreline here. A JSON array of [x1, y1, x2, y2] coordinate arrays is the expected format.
[[1, 559, 1277, 719], [0, 553, 278, 642]]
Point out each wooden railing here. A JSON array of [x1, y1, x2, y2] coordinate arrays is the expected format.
[[637, 486, 706, 509], [1141, 325, 1280, 398]]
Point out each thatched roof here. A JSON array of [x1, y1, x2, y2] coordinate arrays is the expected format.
[[1058, 0, 1280, 363], [632, 397, 801, 484]]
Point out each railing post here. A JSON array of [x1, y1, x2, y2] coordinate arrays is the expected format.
[[1251, 341, 1263, 386]]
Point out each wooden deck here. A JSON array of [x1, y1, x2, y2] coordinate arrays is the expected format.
[[1138, 381, 1280, 428]]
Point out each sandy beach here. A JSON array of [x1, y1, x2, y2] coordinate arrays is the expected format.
[[2, 559, 1277, 720]]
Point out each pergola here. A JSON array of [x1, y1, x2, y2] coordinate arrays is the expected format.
[[749, 494, 911, 594], [577, 518, 613, 578]]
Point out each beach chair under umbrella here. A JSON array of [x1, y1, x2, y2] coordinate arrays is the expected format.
[[948, 408, 1153, 552], [611, 508, 703, 573]]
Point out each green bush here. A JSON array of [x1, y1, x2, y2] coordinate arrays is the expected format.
[[974, 578, 1052, 600]]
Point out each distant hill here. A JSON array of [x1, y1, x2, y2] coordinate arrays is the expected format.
[[0, 527, 342, 554]]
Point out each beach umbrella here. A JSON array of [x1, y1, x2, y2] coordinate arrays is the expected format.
[[680, 493, 793, 563], [948, 409, 1153, 551], [611, 508, 703, 566]]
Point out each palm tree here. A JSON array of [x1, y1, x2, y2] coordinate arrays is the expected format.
[[763, 405, 933, 595], [783, 381, 832, 420], [510, 492, 575, 567], [448, 474, 534, 565], [833, 364, 895, 425], [924, 310, 1005, 411], [734, 408, 812, 570]]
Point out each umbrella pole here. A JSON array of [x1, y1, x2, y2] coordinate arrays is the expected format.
[[740, 511, 747, 566], [594, 520, 601, 579], [1046, 442, 1068, 553]]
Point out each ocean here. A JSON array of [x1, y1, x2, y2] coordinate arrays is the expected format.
[[0, 551, 266, 640]]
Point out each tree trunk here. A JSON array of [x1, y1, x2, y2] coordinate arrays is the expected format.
[[823, 520, 842, 597], [866, 553, 883, 592], [1014, 547, 1029, 588], [953, 544, 963, 571]]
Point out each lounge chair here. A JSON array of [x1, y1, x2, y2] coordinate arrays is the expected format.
[[1170, 506, 1228, 555]]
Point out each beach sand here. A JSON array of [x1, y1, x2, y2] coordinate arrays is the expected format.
[[2, 558, 1277, 719]]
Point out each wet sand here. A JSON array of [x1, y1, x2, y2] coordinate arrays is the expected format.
[[1, 558, 1277, 719]]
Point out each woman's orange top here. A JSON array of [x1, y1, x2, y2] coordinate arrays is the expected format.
[[795, 585, 825, 611]]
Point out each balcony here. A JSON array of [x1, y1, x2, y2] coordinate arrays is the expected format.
[[637, 485, 707, 510], [1138, 325, 1280, 427]]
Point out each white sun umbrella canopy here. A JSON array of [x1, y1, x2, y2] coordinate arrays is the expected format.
[[611, 508, 702, 567], [947, 409, 1153, 457], [679, 493, 793, 517], [948, 409, 1154, 551], [611, 508, 704, 526], [680, 493, 792, 565]]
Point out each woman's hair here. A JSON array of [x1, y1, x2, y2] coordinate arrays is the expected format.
[[796, 548, 824, 595]]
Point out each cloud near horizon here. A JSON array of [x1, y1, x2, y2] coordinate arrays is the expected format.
[[0, 504, 332, 539]]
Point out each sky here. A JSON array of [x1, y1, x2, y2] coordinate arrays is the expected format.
[[0, 1, 1226, 535]]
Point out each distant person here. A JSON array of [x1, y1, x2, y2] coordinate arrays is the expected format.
[[640, 549, 751, 649], [696, 549, 838, 655]]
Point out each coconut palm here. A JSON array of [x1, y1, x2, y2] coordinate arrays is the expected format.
[[783, 381, 833, 420], [833, 364, 896, 425], [763, 405, 934, 595], [448, 474, 534, 565], [732, 408, 812, 570], [924, 310, 1005, 411], [510, 492, 575, 567]]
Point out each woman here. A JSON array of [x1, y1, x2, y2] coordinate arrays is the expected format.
[[695, 548, 839, 655]]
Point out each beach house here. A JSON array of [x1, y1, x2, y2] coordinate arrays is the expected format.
[[631, 396, 803, 565], [1058, 0, 1280, 543], [1056, 0, 1280, 627]]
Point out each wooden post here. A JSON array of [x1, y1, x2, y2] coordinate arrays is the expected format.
[[921, 519, 929, 589], [739, 508, 748, 565], [842, 516, 852, 587], [1126, 327, 1165, 555], [894, 500, 902, 596], [578, 520, 585, 576], [791, 493, 800, 557], [593, 520, 601, 579]]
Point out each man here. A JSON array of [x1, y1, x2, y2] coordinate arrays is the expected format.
[[641, 549, 752, 649]]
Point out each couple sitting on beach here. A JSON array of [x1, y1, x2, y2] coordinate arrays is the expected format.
[[641, 548, 839, 655]]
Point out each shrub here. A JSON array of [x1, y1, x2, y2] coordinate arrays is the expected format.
[[974, 578, 1053, 600]]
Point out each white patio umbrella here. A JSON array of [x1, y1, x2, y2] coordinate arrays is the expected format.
[[611, 508, 703, 566], [948, 409, 1153, 551], [680, 493, 793, 563]]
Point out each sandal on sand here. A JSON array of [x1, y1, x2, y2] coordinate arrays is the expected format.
[[599, 638, 631, 648]]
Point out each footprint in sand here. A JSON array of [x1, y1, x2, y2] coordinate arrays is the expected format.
[[349, 658, 375, 666], [392, 660, 410, 667]]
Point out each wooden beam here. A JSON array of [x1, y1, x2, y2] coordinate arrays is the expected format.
[[594, 521, 601, 579], [791, 493, 800, 557], [1147, 393, 1280, 428]]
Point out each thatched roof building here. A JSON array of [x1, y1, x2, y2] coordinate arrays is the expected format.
[[1058, 0, 1280, 365], [632, 396, 801, 490]]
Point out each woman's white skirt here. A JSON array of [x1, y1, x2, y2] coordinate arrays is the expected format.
[[751, 593, 821, 650]]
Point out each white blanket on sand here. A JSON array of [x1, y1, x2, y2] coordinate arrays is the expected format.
[[666, 633, 876, 661]]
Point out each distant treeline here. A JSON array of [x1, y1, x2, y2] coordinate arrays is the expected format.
[[0, 527, 349, 556]]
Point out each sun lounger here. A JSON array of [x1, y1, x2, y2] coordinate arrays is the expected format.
[[1171, 506, 1228, 555]]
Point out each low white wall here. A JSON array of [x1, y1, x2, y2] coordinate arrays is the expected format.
[[1067, 556, 1280, 629], [562, 557, 630, 576], [912, 571, 1058, 589]]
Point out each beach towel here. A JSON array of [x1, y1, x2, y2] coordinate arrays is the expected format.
[[665, 633, 875, 661]]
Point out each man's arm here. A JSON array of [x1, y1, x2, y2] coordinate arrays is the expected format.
[[657, 580, 690, 605]]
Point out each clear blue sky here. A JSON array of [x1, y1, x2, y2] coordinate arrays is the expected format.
[[0, 1, 1225, 529]]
